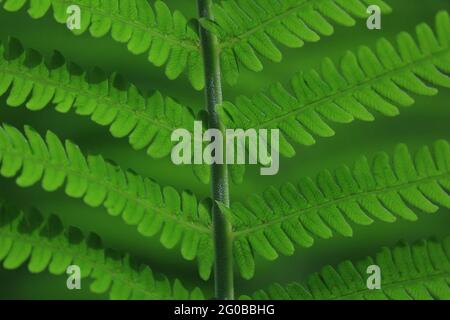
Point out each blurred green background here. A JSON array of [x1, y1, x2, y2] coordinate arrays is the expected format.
[[0, 0, 449, 299]]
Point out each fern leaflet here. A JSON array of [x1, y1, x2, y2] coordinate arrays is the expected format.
[[218, 11, 450, 158], [243, 236, 450, 300], [0, 0, 205, 89], [219, 140, 450, 279], [201, 0, 391, 85], [0, 123, 215, 280], [0, 202, 204, 299]]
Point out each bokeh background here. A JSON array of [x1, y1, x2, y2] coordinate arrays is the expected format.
[[0, 0, 449, 299]]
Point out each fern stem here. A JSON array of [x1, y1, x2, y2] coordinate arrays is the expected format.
[[197, 0, 234, 300]]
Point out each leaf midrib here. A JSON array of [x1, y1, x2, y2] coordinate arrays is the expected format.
[[231, 47, 450, 131], [219, 0, 318, 49], [0, 63, 185, 133], [233, 172, 450, 238], [274, 267, 449, 300], [0, 146, 211, 234], [333, 269, 450, 300]]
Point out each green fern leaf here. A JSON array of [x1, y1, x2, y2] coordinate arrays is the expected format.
[[0, 0, 205, 89], [0, 202, 204, 300], [223, 140, 450, 279], [207, 0, 391, 85], [0, 123, 215, 280], [243, 236, 450, 300], [219, 11, 450, 158]]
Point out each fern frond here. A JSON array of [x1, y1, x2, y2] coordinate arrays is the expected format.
[[219, 11, 450, 157], [220, 140, 450, 279], [243, 236, 450, 300], [0, 0, 204, 89], [0, 203, 204, 299], [0, 123, 215, 280], [204, 0, 391, 85]]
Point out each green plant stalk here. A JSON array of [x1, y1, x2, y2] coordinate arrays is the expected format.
[[197, 0, 234, 300]]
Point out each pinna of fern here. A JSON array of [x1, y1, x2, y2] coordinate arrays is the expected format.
[[242, 236, 450, 300], [219, 10, 450, 158], [1, 0, 205, 90], [201, 0, 392, 85], [0, 202, 204, 300], [220, 140, 450, 279], [0, 122, 217, 280]]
